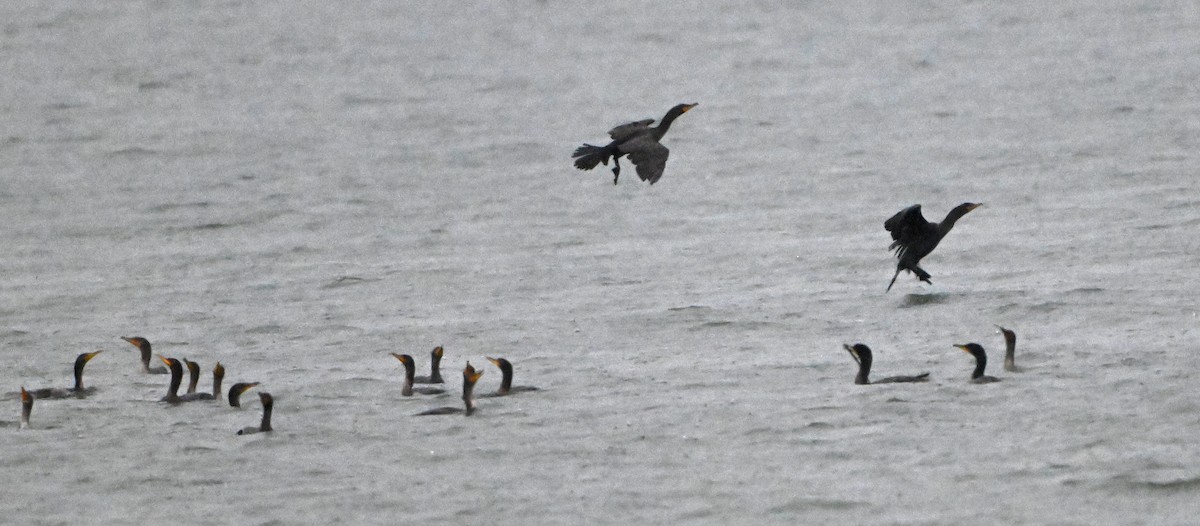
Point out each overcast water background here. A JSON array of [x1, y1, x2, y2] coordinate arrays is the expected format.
[[2, 1, 1200, 524]]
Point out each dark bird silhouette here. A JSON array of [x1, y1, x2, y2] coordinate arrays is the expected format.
[[159, 357, 213, 404], [390, 353, 447, 396], [413, 346, 444, 384], [178, 360, 223, 401], [954, 343, 1000, 383], [843, 344, 930, 385], [996, 325, 1021, 372], [416, 363, 483, 416], [26, 351, 103, 399], [121, 337, 167, 374], [573, 103, 697, 185], [237, 392, 273, 435], [480, 357, 540, 397], [884, 203, 981, 292]]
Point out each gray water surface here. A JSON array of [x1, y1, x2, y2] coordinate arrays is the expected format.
[[2, 2, 1199, 524]]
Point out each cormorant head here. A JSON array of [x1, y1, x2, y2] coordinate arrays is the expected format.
[[391, 353, 415, 372], [955, 202, 982, 215], [75, 350, 102, 371], [954, 343, 987, 360], [121, 336, 151, 351], [670, 103, 698, 117], [432, 346, 444, 359], [258, 392, 273, 409], [995, 325, 1016, 348], [843, 344, 873, 366], [20, 386, 31, 404], [213, 362, 225, 380], [184, 358, 201, 378], [228, 382, 259, 407], [158, 356, 183, 375], [486, 357, 513, 374], [462, 362, 483, 387]]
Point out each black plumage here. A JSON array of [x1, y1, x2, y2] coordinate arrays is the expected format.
[[843, 344, 929, 385], [884, 202, 981, 292], [572, 103, 697, 185]]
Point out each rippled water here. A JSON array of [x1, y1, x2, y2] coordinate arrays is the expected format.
[[2, 1, 1199, 523]]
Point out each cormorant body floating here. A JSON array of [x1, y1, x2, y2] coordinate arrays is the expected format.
[[481, 357, 540, 397], [884, 203, 981, 291], [159, 357, 213, 404], [413, 346, 444, 384], [416, 363, 483, 416], [391, 353, 447, 396], [843, 344, 930, 385], [27, 351, 103, 399], [573, 103, 697, 185]]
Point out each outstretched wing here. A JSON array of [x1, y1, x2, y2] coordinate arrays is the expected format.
[[884, 204, 930, 259], [608, 119, 655, 141], [620, 136, 669, 184]]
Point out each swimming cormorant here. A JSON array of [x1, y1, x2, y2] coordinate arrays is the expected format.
[[413, 346, 444, 384], [27, 351, 103, 399], [416, 363, 483, 416], [884, 203, 981, 291], [481, 357, 540, 397], [954, 343, 1000, 383], [573, 103, 697, 184], [121, 337, 167, 374], [996, 325, 1021, 372], [843, 344, 930, 385], [158, 357, 214, 404], [391, 354, 447, 396], [237, 392, 273, 435]]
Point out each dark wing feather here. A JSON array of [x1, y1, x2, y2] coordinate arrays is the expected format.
[[884, 205, 930, 259], [608, 119, 655, 141], [621, 136, 669, 184]]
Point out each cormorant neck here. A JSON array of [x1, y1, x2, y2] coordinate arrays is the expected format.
[[260, 402, 273, 432], [972, 352, 988, 379], [462, 382, 477, 416], [213, 372, 224, 399], [167, 365, 182, 401], [855, 362, 871, 385], [430, 350, 443, 382], [73, 357, 87, 391], [938, 205, 973, 236], [186, 363, 199, 394], [653, 107, 686, 139], [20, 395, 31, 429], [1002, 330, 1017, 370], [402, 363, 415, 396], [140, 346, 152, 370], [498, 365, 513, 394]]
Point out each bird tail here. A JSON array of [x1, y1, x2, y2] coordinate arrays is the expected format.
[[886, 267, 902, 292], [572, 144, 610, 170]]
